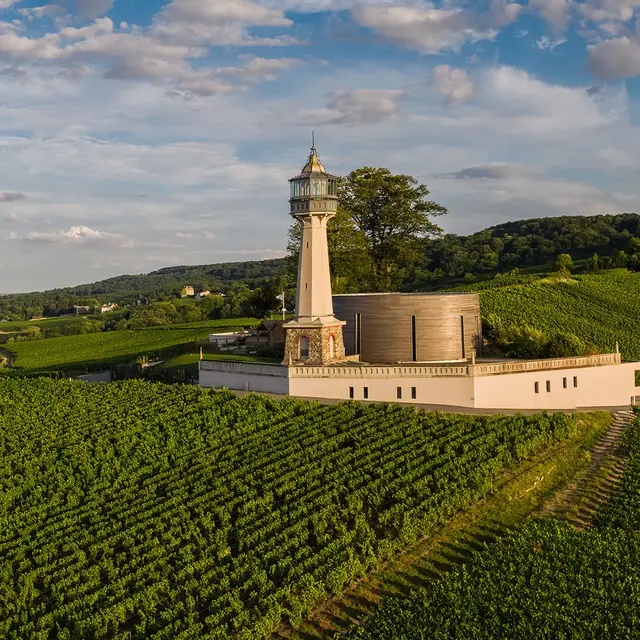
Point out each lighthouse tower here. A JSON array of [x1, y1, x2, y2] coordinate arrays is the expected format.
[[283, 143, 346, 365]]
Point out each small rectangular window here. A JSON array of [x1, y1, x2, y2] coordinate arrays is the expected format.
[[535, 382, 539, 394], [363, 387, 369, 399], [460, 316, 466, 359], [349, 387, 354, 399], [411, 387, 417, 400], [546, 381, 551, 393], [573, 376, 578, 388], [397, 387, 402, 400], [563, 377, 568, 389]]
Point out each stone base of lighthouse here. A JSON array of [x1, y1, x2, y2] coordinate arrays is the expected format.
[[283, 321, 346, 366]]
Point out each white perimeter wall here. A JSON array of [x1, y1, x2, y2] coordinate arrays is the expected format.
[[199, 369, 289, 395], [200, 362, 640, 410], [473, 362, 639, 410]]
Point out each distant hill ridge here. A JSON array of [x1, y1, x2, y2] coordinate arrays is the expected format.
[[2, 213, 639, 303]]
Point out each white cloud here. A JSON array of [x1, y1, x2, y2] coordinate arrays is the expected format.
[[352, 2, 521, 54], [431, 65, 474, 104], [528, 0, 573, 30], [313, 88, 405, 126], [536, 35, 568, 50], [218, 55, 301, 82], [24, 225, 134, 247], [587, 37, 640, 78], [203, 231, 215, 239], [579, 0, 640, 24], [151, 0, 291, 47], [0, 0, 20, 9]]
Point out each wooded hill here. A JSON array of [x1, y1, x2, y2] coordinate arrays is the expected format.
[[2, 214, 639, 320]]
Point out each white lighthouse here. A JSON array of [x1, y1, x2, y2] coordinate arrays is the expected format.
[[283, 143, 346, 365]]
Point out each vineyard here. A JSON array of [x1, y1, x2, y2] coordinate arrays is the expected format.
[[348, 412, 640, 639], [0, 379, 579, 639], [469, 270, 640, 359], [0, 319, 255, 373]]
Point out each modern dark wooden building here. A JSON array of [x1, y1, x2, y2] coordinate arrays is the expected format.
[[333, 292, 482, 364]]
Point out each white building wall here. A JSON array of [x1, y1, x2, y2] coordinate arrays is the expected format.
[[290, 375, 475, 406], [473, 362, 639, 410], [199, 369, 289, 395]]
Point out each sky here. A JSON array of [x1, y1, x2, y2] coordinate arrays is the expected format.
[[1, 0, 640, 292]]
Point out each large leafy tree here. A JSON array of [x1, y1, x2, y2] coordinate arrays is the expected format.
[[340, 168, 446, 290], [288, 167, 447, 292]]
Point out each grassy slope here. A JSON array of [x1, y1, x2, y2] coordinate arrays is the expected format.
[[464, 269, 640, 359], [3, 319, 258, 372]]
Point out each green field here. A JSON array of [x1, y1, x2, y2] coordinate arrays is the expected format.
[[463, 269, 640, 359], [0, 379, 578, 639], [2, 319, 257, 373], [349, 413, 640, 639], [0, 315, 88, 333]]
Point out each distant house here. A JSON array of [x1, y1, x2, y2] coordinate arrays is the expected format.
[[30, 315, 45, 321], [181, 286, 195, 298], [255, 320, 286, 347], [73, 306, 91, 315], [195, 291, 210, 300], [100, 303, 118, 314]]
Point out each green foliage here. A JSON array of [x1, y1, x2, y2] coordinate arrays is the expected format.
[[554, 253, 573, 273], [585, 252, 600, 272], [340, 167, 446, 291], [470, 270, 640, 359], [0, 380, 577, 639], [349, 414, 640, 640], [0, 259, 289, 320]]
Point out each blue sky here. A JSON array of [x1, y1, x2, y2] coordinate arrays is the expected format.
[[1, 0, 640, 292]]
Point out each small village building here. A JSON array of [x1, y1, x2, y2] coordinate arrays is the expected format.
[[181, 286, 195, 298], [254, 320, 286, 347], [195, 291, 211, 299], [100, 304, 118, 314]]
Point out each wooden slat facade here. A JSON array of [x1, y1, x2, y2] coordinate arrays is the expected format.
[[333, 293, 482, 364]]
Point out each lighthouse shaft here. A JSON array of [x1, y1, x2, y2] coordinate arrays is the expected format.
[[283, 145, 346, 366]]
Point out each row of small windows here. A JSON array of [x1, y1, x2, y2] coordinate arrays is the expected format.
[[290, 179, 338, 198], [349, 386, 417, 400], [535, 377, 578, 393]]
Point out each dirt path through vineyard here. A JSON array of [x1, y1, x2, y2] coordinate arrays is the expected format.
[[538, 410, 633, 528], [274, 412, 620, 640]]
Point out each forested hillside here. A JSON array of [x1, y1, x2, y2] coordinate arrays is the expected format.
[[2, 214, 639, 321]]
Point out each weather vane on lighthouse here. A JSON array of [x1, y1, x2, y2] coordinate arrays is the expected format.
[[282, 137, 346, 365]]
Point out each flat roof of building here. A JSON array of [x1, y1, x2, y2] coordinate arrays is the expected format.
[[332, 291, 478, 297]]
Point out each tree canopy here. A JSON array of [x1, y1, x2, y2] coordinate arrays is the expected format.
[[288, 167, 447, 292]]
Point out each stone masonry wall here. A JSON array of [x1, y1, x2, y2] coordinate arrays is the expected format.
[[283, 325, 346, 365]]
